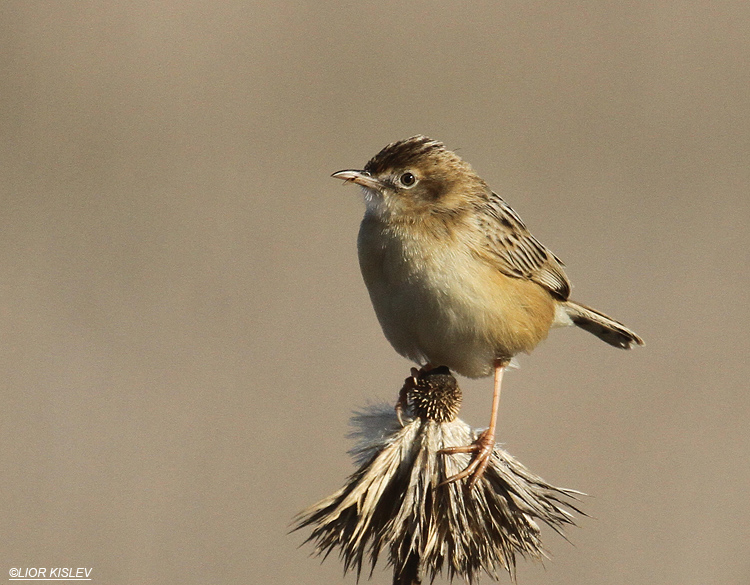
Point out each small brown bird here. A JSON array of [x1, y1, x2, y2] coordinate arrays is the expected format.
[[333, 136, 643, 488]]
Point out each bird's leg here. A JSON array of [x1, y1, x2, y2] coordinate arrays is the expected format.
[[440, 359, 506, 489]]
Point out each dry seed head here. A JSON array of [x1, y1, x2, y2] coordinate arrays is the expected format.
[[294, 369, 583, 583]]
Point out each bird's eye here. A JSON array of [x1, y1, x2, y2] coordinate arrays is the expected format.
[[399, 172, 417, 188]]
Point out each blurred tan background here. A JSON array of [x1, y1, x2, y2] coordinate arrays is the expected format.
[[2, 2, 749, 584]]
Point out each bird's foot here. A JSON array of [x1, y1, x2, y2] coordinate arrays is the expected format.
[[394, 368, 421, 426], [395, 366, 439, 426], [439, 428, 496, 489]]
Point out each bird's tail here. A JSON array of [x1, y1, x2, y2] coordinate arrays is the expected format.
[[563, 300, 644, 349]]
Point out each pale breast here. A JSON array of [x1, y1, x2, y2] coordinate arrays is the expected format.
[[358, 216, 556, 378]]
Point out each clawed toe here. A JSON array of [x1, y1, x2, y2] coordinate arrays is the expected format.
[[439, 429, 496, 489], [395, 368, 421, 426]]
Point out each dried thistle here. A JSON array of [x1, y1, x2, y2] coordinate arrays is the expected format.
[[294, 367, 583, 584]]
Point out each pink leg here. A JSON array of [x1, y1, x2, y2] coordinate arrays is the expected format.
[[440, 360, 506, 489]]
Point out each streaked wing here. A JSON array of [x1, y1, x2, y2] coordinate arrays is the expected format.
[[474, 192, 571, 300]]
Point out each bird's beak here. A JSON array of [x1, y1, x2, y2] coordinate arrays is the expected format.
[[331, 169, 384, 191]]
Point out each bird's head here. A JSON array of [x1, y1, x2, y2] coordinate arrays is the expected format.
[[332, 136, 488, 221]]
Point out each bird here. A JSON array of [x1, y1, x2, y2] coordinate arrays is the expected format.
[[332, 135, 643, 488]]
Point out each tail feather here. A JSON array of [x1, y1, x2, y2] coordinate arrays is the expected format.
[[564, 300, 644, 349]]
